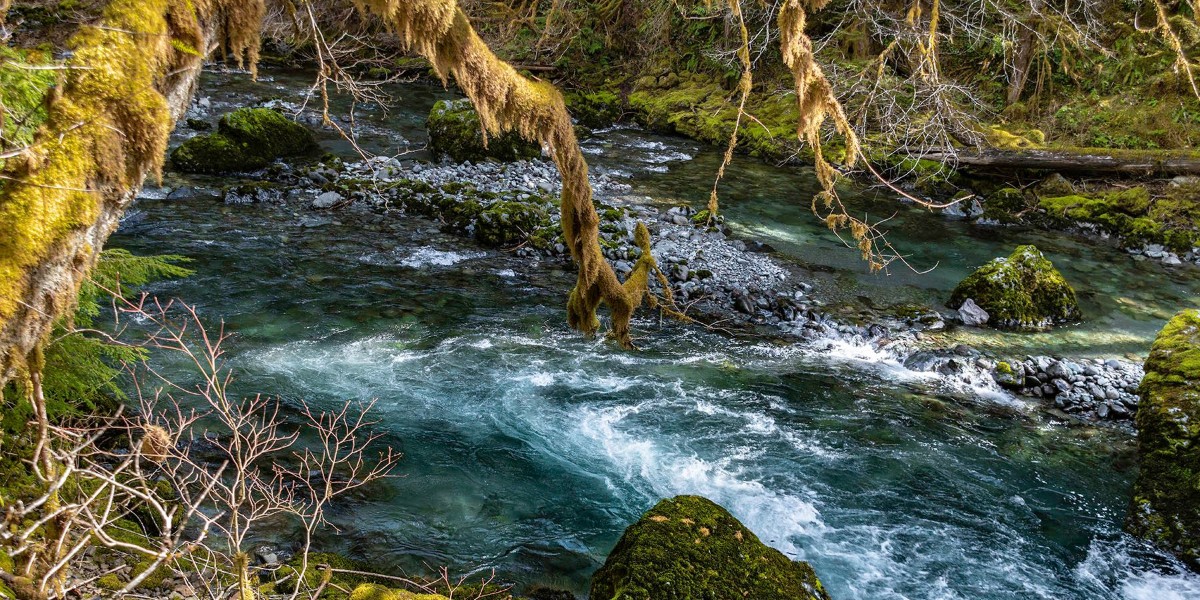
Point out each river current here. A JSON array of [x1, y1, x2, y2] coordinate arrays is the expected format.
[[110, 69, 1200, 599]]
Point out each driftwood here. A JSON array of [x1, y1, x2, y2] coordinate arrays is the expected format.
[[920, 148, 1200, 176]]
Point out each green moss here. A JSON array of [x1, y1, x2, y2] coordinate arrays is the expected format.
[[982, 187, 1030, 223], [96, 574, 123, 591], [1036, 186, 1200, 251], [475, 200, 550, 247], [948, 245, 1080, 330], [589, 495, 830, 600], [171, 108, 318, 174], [426, 99, 540, 163], [0, 47, 57, 167], [131, 559, 171, 589], [1127, 309, 1200, 567], [349, 583, 447, 600], [565, 90, 622, 129]]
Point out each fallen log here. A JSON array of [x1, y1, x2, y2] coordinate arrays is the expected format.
[[918, 148, 1200, 176]]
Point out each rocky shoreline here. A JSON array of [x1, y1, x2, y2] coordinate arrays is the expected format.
[[149, 141, 1148, 429]]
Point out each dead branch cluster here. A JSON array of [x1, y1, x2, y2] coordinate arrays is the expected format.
[[1, 294, 401, 600]]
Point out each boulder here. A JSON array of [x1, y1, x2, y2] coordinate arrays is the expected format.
[[426, 99, 541, 163], [1126, 309, 1200, 568], [589, 495, 831, 600], [947, 245, 1080, 330], [171, 108, 318, 174], [474, 200, 550, 247]]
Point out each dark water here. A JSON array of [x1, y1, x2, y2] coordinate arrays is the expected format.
[[110, 68, 1200, 598]]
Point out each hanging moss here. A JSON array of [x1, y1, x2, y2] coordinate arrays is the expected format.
[[1126, 309, 1200, 567], [426, 99, 541, 163], [171, 107, 318, 174], [947, 245, 1080, 330], [589, 495, 831, 600]]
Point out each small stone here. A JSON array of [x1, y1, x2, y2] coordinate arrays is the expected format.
[[312, 191, 343, 209]]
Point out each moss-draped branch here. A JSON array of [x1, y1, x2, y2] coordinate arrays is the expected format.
[[354, 0, 665, 347]]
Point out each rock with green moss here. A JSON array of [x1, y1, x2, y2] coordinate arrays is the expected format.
[[171, 107, 318, 174], [589, 495, 831, 600], [566, 90, 623, 129], [1126, 309, 1200, 568], [427, 99, 541, 163], [947, 245, 1080, 330], [474, 200, 550, 247]]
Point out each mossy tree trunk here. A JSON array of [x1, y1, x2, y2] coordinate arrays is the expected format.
[[0, 0, 222, 388]]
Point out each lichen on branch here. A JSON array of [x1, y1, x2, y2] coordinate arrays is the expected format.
[[355, 0, 671, 347]]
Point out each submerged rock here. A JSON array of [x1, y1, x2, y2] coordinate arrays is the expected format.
[[171, 108, 318, 174], [947, 245, 1080, 330], [589, 495, 831, 600], [426, 99, 541, 163], [1126, 309, 1200, 568]]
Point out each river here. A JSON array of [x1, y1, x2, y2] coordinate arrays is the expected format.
[[110, 68, 1200, 599]]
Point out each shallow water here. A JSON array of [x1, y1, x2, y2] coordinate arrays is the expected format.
[[110, 68, 1200, 598]]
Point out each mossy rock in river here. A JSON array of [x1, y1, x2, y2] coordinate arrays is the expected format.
[[427, 99, 541, 163], [474, 200, 550, 247], [947, 245, 1080, 330], [589, 495, 831, 600], [1126, 309, 1200, 568], [171, 107, 318, 174]]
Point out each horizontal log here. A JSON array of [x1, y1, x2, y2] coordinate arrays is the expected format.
[[918, 148, 1200, 176]]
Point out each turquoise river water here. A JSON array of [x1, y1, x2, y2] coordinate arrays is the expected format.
[[109, 69, 1200, 599]]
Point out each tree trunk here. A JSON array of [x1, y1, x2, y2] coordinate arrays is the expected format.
[[0, 0, 214, 387]]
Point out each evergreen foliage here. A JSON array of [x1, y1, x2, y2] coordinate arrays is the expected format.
[[0, 248, 191, 428]]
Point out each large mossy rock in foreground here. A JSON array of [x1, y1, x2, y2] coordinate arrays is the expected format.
[[590, 495, 831, 600], [427, 99, 541, 163], [1126, 309, 1200, 568], [171, 108, 318, 174], [947, 245, 1080, 330]]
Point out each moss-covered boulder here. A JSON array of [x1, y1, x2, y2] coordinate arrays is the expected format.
[[426, 99, 541, 163], [947, 245, 1080, 330], [474, 200, 550, 247], [1126, 309, 1200, 568], [565, 90, 623, 129], [171, 107, 318, 174], [589, 495, 831, 600]]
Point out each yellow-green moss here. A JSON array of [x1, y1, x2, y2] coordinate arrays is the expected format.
[[1037, 186, 1200, 252], [948, 245, 1080, 330], [350, 583, 448, 600], [426, 99, 540, 163], [0, 0, 197, 371], [1127, 309, 1200, 568], [589, 495, 830, 600]]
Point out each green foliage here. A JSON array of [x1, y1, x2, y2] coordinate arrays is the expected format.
[[1127, 309, 1200, 566], [948, 245, 1080, 330], [0, 47, 57, 165], [589, 495, 830, 600], [1, 249, 191, 425]]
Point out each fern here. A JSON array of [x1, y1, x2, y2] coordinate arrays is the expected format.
[[1, 249, 192, 426]]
